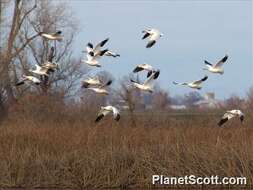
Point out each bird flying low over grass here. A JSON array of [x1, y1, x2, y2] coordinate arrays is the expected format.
[[16, 75, 41, 86], [40, 31, 63, 41], [133, 63, 160, 79], [81, 76, 102, 88], [203, 54, 228, 74], [142, 28, 163, 48], [173, 75, 208, 90], [29, 64, 50, 76], [82, 79, 112, 95], [218, 109, 244, 126], [130, 70, 160, 93], [95, 106, 120, 123]]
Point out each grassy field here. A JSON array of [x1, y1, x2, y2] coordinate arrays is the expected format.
[[0, 112, 252, 189]]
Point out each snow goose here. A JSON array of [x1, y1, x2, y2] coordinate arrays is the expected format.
[[81, 76, 102, 88], [84, 38, 109, 57], [133, 63, 160, 79], [41, 61, 59, 72], [142, 28, 163, 48], [173, 76, 208, 90], [29, 64, 50, 76], [83, 80, 112, 95], [41, 31, 63, 41], [203, 55, 228, 74], [218, 109, 244, 126], [130, 71, 159, 93], [95, 106, 120, 122], [16, 75, 41, 86]]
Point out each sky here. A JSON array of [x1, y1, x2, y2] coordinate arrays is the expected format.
[[68, 0, 253, 100]]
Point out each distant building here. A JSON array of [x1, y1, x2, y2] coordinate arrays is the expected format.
[[170, 105, 187, 110]]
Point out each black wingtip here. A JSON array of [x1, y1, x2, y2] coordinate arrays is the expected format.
[[130, 79, 136, 83], [240, 115, 244, 122], [115, 114, 120, 121], [16, 81, 24, 86], [106, 80, 112, 86], [100, 49, 109, 56], [202, 76, 208, 81], [87, 42, 93, 49], [153, 70, 160, 79], [82, 82, 89, 88], [146, 40, 156, 48], [95, 114, 104, 123], [222, 55, 228, 63], [100, 38, 109, 47], [204, 60, 212, 66], [147, 70, 152, 78]]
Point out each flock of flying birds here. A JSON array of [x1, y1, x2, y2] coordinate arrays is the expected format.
[[15, 28, 244, 126]]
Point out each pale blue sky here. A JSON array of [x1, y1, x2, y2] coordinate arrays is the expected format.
[[69, 0, 252, 99]]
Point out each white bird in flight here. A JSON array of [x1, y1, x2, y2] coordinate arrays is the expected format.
[[85, 38, 109, 57], [203, 55, 228, 74], [173, 76, 208, 90], [95, 106, 120, 123], [29, 64, 50, 76], [82, 79, 112, 95], [133, 63, 160, 79], [40, 31, 63, 41], [142, 28, 163, 48], [218, 109, 244, 126], [16, 75, 41, 86], [130, 71, 160, 93], [41, 61, 59, 73], [81, 76, 102, 88]]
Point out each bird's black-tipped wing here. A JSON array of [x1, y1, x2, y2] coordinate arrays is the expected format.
[[220, 55, 228, 63], [201, 76, 208, 82], [216, 55, 228, 67], [153, 70, 160, 79], [105, 80, 112, 86], [16, 81, 25, 86], [95, 114, 104, 123], [146, 40, 156, 48], [240, 115, 244, 122], [147, 70, 153, 78], [99, 49, 109, 56], [130, 79, 138, 83], [100, 38, 109, 47], [82, 81, 89, 88], [87, 42, 93, 49], [114, 114, 120, 121], [218, 117, 228, 126], [133, 66, 144, 73], [55, 31, 62, 35], [142, 32, 150, 39], [204, 60, 212, 66]]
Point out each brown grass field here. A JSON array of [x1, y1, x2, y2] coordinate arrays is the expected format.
[[0, 108, 252, 189]]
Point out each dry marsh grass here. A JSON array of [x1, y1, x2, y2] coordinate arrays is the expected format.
[[0, 113, 252, 189]]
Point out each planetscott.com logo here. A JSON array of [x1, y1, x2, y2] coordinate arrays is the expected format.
[[152, 175, 246, 186]]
